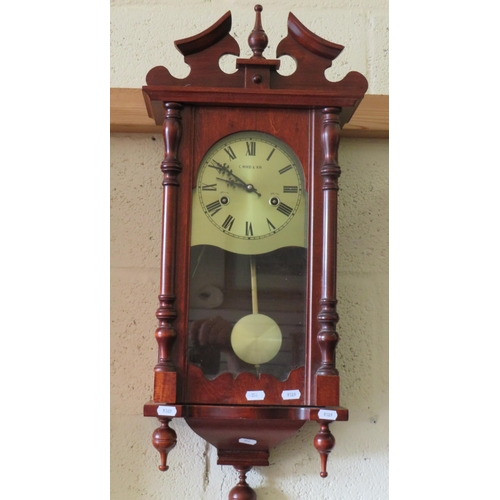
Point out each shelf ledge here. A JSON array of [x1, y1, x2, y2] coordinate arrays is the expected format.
[[110, 88, 388, 139]]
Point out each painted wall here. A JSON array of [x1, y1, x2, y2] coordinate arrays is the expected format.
[[111, 0, 388, 498]]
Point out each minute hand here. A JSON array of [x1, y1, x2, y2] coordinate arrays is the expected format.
[[213, 162, 261, 197]]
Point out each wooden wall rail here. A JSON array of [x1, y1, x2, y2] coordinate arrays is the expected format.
[[110, 88, 388, 139]]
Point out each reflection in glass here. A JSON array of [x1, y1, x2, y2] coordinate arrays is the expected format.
[[188, 245, 307, 381]]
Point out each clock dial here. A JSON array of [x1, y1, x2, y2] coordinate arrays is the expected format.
[[191, 131, 307, 255]]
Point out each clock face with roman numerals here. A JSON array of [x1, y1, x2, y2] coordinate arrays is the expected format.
[[195, 131, 303, 243]]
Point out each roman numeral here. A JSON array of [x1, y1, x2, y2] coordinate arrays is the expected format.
[[266, 218, 276, 231], [202, 183, 217, 191], [246, 141, 256, 156], [222, 215, 235, 231], [206, 200, 222, 216], [246, 221, 253, 237], [224, 146, 236, 160], [283, 186, 298, 193], [277, 203, 293, 217], [279, 165, 293, 175], [266, 148, 276, 161]]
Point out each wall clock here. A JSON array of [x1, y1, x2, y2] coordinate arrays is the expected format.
[[141, 5, 368, 499]]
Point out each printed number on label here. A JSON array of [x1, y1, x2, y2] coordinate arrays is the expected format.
[[157, 406, 177, 417], [239, 438, 257, 445], [246, 390, 265, 401], [281, 389, 301, 400], [318, 409, 338, 421]]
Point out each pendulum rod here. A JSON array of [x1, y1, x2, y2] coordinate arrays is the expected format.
[[250, 255, 258, 314], [250, 255, 260, 377]]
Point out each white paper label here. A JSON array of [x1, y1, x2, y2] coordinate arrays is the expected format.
[[246, 390, 265, 401], [318, 409, 338, 421], [239, 438, 257, 445], [157, 405, 177, 417], [281, 389, 301, 400]]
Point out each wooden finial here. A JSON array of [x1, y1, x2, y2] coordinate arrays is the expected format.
[[228, 466, 256, 500], [313, 422, 335, 478], [248, 5, 268, 58], [152, 418, 177, 471]]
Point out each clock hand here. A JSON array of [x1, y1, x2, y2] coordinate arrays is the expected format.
[[215, 176, 263, 199], [216, 177, 248, 190], [208, 162, 232, 176], [212, 161, 261, 197]]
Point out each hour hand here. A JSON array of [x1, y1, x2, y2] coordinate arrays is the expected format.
[[218, 177, 261, 196], [216, 177, 246, 190], [211, 161, 261, 196]]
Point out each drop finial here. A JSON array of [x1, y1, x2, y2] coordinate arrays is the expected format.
[[248, 5, 268, 58]]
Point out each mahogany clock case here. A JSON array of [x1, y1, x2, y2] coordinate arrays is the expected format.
[[141, 4, 368, 493]]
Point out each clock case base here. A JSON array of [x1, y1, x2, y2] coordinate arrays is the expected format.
[[144, 401, 347, 470]]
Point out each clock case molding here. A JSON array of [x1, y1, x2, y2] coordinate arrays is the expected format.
[[141, 6, 368, 498]]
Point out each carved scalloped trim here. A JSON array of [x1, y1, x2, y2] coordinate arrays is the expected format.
[[281, 12, 344, 61], [191, 363, 304, 383], [185, 364, 306, 405], [144, 8, 367, 99], [145, 11, 242, 87], [174, 10, 236, 57]]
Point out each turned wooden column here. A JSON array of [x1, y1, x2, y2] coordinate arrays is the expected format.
[[153, 102, 183, 403], [316, 107, 341, 377]]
